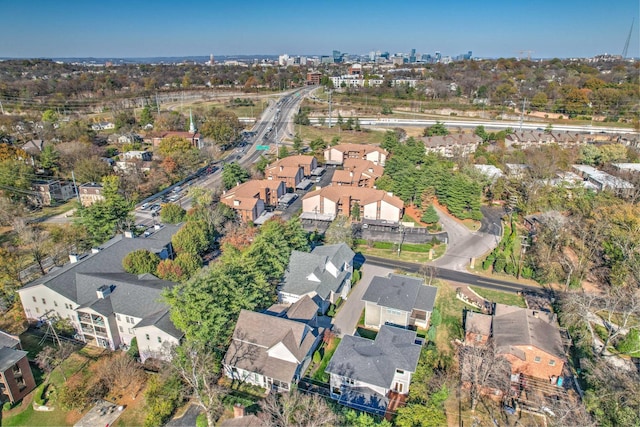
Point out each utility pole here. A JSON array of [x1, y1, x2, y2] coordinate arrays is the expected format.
[[519, 97, 527, 132], [155, 92, 160, 114], [71, 170, 80, 204], [328, 90, 333, 128], [517, 236, 530, 279]]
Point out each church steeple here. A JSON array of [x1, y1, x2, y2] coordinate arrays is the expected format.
[[189, 109, 196, 133]]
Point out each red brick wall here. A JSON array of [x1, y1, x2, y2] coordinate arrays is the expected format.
[[505, 346, 563, 380]]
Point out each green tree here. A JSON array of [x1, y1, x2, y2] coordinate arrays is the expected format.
[[421, 204, 439, 224], [351, 202, 361, 221], [278, 145, 289, 159], [325, 215, 353, 247], [292, 134, 303, 154], [160, 203, 186, 224], [156, 259, 183, 282], [143, 372, 183, 427], [171, 221, 210, 255], [139, 105, 154, 126], [0, 158, 34, 201], [199, 109, 243, 147], [423, 122, 449, 137], [175, 252, 202, 278], [77, 175, 133, 244], [42, 109, 58, 123], [530, 92, 548, 110], [221, 162, 250, 190], [39, 144, 60, 174], [122, 249, 161, 274]]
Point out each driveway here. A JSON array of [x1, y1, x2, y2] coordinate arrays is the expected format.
[[432, 205, 499, 271], [331, 263, 393, 337], [165, 404, 203, 427]]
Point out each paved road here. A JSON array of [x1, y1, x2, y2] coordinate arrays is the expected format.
[[165, 404, 203, 427], [432, 205, 498, 271], [364, 255, 540, 294], [331, 264, 393, 337]]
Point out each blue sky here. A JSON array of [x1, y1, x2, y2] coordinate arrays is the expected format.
[[2, 0, 639, 59]]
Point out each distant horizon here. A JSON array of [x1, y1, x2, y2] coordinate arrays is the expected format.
[[3, 0, 639, 59]]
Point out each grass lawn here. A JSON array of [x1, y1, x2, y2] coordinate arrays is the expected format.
[[298, 125, 386, 145], [2, 399, 81, 427], [27, 200, 77, 223], [355, 242, 446, 263], [310, 336, 341, 383], [460, 218, 482, 231], [432, 281, 468, 356], [469, 286, 526, 308]]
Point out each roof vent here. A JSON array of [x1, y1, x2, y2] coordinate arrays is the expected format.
[[91, 247, 102, 254], [124, 230, 134, 238], [69, 253, 79, 263]]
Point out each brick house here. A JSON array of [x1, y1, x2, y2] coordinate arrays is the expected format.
[[324, 143, 388, 166], [78, 183, 105, 207], [331, 158, 384, 188], [220, 179, 286, 222], [0, 331, 36, 403]]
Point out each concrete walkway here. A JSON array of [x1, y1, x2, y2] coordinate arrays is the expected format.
[[332, 264, 393, 337]]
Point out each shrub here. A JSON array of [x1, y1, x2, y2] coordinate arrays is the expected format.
[[373, 241, 393, 250], [430, 308, 442, 327], [313, 351, 321, 364], [351, 269, 361, 284], [196, 413, 207, 427], [493, 257, 507, 273]]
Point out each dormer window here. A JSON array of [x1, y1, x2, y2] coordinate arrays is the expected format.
[[396, 369, 404, 375]]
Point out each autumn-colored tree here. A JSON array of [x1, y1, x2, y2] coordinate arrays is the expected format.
[[158, 136, 194, 156], [220, 224, 258, 251], [156, 259, 184, 282]]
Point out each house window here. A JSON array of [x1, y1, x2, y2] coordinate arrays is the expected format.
[[54, 301, 58, 307], [116, 314, 121, 321], [549, 359, 556, 366], [394, 382, 404, 393], [396, 369, 405, 375], [119, 326, 123, 332], [32, 296, 36, 302], [128, 329, 133, 334], [534, 356, 541, 363], [42, 298, 46, 305], [35, 307, 40, 314], [157, 336, 162, 343], [386, 308, 402, 316], [145, 334, 150, 340]]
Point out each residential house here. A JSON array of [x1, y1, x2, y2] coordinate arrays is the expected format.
[[301, 186, 404, 223], [505, 131, 588, 149], [17, 225, 183, 362], [21, 139, 45, 155], [0, 331, 36, 403], [362, 274, 437, 330], [220, 179, 286, 222], [117, 133, 143, 145], [422, 134, 481, 158], [332, 158, 384, 188], [267, 155, 318, 177], [324, 143, 388, 166], [265, 295, 321, 328], [223, 309, 323, 392], [220, 405, 262, 427], [572, 164, 635, 195], [505, 163, 529, 179], [464, 303, 566, 382], [278, 243, 355, 313], [265, 163, 304, 189], [31, 180, 75, 206], [122, 150, 152, 161], [306, 71, 322, 86], [78, 183, 105, 207], [325, 325, 422, 415], [474, 165, 504, 182], [91, 122, 115, 131]]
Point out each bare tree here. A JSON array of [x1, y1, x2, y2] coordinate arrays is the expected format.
[[459, 340, 512, 412], [14, 219, 50, 275], [96, 352, 145, 398], [35, 342, 76, 381], [172, 341, 225, 427], [561, 287, 640, 356], [259, 390, 339, 427]]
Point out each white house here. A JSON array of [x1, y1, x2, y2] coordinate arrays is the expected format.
[[17, 225, 183, 362]]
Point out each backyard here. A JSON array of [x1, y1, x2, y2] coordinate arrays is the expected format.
[[307, 334, 341, 383], [469, 286, 527, 308]]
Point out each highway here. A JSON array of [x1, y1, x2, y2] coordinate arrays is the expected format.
[[363, 254, 540, 294], [310, 117, 637, 135]]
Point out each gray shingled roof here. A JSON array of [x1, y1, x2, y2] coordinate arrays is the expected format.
[[0, 347, 28, 372], [362, 274, 437, 312], [224, 309, 320, 384], [492, 303, 564, 359], [20, 225, 179, 302], [134, 309, 184, 339], [0, 331, 20, 350], [284, 295, 319, 324], [73, 272, 173, 319], [279, 244, 354, 299], [325, 325, 421, 389]]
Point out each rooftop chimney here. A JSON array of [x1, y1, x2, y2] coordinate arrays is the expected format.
[[234, 199, 240, 206], [124, 230, 134, 238], [233, 404, 245, 418], [96, 284, 114, 299]]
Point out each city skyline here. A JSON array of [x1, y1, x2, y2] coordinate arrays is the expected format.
[[2, 0, 639, 59]]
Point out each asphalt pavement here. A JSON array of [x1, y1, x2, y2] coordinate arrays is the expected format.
[[331, 263, 393, 337]]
